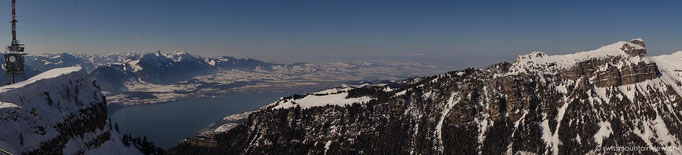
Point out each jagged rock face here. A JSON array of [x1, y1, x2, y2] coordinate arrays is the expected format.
[[0, 67, 140, 154], [630, 38, 646, 48], [170, 40, 682, 154], [622, 43, 647, 57], [514, 41, 658, 88], [562, 57, 660, 87], [623, 38, 647, 57]]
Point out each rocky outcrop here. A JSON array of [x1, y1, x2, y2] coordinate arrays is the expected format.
[[629, 38, 646, 48], [619, 62, 659, 85], [621, 39, 647, 57], [564, 59, 660, 87], [0, 67, 141, 154], [518, 39, 659, 88]]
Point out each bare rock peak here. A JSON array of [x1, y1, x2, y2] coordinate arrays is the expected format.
[[621, 41, 647, 57], [630, 38, 645, 47]]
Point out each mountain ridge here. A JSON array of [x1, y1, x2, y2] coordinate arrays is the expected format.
[[170, 39, 682, 154], [2, 51, 442, 107]]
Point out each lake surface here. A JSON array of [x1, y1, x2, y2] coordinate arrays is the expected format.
[[109, 91, 293, 149]]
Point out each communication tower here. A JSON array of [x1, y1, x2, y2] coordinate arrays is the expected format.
[[3, 0, 26, 85]]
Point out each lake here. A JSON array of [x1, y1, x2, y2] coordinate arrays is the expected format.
[[109, 91, 293, 149]]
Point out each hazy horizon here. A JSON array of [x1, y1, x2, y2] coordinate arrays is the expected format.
[[3, 0, 682, 63]]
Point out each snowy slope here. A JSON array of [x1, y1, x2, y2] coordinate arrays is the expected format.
[[197, 84, 382, 136], [507, 39, 649, 75], [267, 86, 375, 109], [0, 66, 141, 154], [652, 51, 682, 79]]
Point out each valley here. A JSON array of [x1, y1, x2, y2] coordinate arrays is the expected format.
[[3, 0, 681, 154], [0, 51, 447, 108]]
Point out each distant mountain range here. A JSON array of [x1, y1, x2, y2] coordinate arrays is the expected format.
[[17, 51, 276, 89], [1, 51, 444, 106], [170, 39, 682, 154]]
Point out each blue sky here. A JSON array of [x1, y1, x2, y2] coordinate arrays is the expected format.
[[1, 0, 682, 63]]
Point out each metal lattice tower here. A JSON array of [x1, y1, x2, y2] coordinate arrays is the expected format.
[[3, 0, 26, 85]]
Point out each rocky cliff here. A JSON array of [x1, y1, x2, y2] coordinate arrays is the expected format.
[[0, 67, 141, 154]]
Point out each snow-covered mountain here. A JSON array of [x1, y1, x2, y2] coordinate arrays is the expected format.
[[82, 51, 209, 96], [1, 51, 446, 107], [87, 52, 441, 106], [0, 67, 141, 154], [170, 39, 682, 154], [6, 51, 274, 84], [26, 53, 99, 73]]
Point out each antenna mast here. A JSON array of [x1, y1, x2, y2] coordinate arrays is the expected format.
[[3, 0, 26, 85], [11, 0, 16, 43]]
